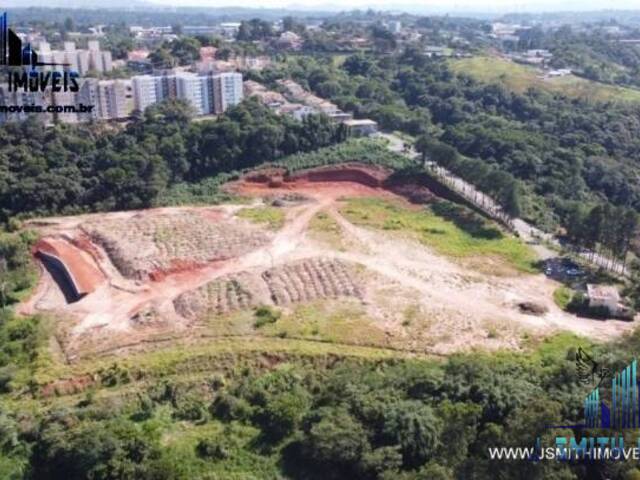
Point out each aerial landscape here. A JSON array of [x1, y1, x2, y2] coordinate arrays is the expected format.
[[3, 1, 640, 479]]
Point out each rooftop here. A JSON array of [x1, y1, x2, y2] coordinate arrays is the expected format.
[[587, 284, 620, 301], [344, 119, 378, 127]]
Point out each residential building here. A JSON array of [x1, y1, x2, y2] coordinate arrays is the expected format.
[[77, 79, 99, 122], [51, 91, 79, 124], [176, 73, 210, 115], [344, 119, 378, 137], [132, 75, 160, 112], [81, 79, 129, 120], [183, 26, 218, 35], [219, 22, 241, 39], [36, 40, 113, 75], [101, 80, 130, 119], [0, 88, 51, 124], [211, 72, 243, 114]]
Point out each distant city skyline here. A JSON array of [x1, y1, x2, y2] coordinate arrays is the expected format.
[[4, 0, 640, 14], [144, 0, 640, 14]]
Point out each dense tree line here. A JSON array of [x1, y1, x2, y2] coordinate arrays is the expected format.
[[251, 50, 640, 231], [564, 202, 638, 270], [2, 332, 640, 479], [0, 98, 345, 222]]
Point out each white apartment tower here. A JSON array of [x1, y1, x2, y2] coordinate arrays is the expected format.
[[176, 73, 210, 115], [211, 72, 243, 114], [97, 80, 128, 119], [79, 79, 128, 121], [132, 75, 159, 112], [131, 72, 243, 116]]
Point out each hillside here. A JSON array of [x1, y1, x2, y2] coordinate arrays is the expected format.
[[449, 55, 640, 103]]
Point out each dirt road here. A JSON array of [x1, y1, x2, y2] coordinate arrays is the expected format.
[[23, 170, 636, 359]]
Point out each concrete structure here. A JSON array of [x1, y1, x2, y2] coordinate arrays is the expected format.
[[52, 91, 79, 124], [211, 72, 243, 114], [132, 75, 160, 112], [388, 21, 402, 33], [36, 40, 113, 75], [586, 284, 632, 318], [131, 72, 243, 116], [184, 26, 218, 35], [587, 284, 619, 312], [219, 22, 241, 38], [0, 88, 52, 124], [78, 79, 130, 121], [97, 80, 127, 120], [278, 103, 317, 121], [344, 119, 378, 137], [176, 73, 210, 115]]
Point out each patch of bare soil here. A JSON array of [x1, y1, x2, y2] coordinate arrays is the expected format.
[[22, 164, 636, 362]]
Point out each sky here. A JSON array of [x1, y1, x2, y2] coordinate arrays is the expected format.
[[144, 0, 640, 13]]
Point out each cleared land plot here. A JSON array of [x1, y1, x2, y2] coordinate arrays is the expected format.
[[450, 56, 640, 103], [173, 272, 262, 320], [340, 197, 537, 273], [83, 211, 270, 279], [23, 163, 635, 375], [173, 257, 363, 323], [263, 258, 362, 305]]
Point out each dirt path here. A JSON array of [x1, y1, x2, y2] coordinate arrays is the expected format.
[[25, 176, 636, 359], [324, 207, 632, 343]]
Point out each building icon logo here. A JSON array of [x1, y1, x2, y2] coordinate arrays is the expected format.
[[0, 12, 79, 93], [0, 12, 68, 68], [585, 358, 638, 429]]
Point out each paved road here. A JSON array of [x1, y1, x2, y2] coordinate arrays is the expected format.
[[380, 132, 629, 276]]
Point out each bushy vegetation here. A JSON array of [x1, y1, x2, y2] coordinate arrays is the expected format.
[[2, 331, 640, 479], [341, 197, 537, 272], [553, 286, 573, 310], [252, 51, 640, 232], [274, 138, 410, 172], [0, 229, 38, 308], [236, 206, 286, 230], [0, 98, 344, 223], [449, 56, 640, 103]]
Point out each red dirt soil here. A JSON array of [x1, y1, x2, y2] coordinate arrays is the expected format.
[[35, 237, 106, 295], [148, 258, 211, 282], [229, 163, 435, 204], [287, 163, 389, 187], [69, 233, 104, 261]]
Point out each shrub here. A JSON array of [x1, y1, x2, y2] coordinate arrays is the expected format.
[[254, 306, 281, 328], [211, 394, 253, 422], [553, 286, 573, 310], [196, 438, 230, 460], [173, 395, 208, 423]]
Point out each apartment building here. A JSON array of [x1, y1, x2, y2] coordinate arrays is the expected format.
[[176, 73, 210, 115], [131, 72, 243, 116], [132, 75, 156, 112], [98, 80, 130, 120], [0, 88, 53, 124], [211, 72, 243, 114], [76, 79, 131, 121], [36, 40, 113, 75], [51, 91, 80, 124]]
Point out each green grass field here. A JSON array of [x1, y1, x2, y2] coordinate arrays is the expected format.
[[553, 286, 574, 310], [341, 197, 538, 273], [449, 56, 640, 104], [236, 206, 286, 230]]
